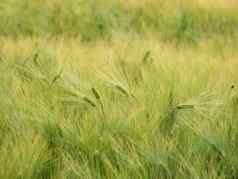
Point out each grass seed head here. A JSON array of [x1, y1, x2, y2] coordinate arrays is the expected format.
[[92, 88, 101, 100]]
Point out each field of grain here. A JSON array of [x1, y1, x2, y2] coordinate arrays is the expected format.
[[1, 0, 238, 179]]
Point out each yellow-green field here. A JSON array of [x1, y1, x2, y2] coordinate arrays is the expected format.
[[1, 1, 238, 179]]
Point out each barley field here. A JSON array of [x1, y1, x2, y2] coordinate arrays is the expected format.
[[1, 0, 238, 179]]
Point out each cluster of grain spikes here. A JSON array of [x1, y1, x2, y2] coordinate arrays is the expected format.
[[14, 52, 64, 87], [160, 90, 223, 136], [97, 65, 136, 101]]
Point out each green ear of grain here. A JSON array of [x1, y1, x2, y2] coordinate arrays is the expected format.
[[142, 50, 151, 64], [176, 104, 194, 110], [82, 96, 96, 107], [92, 87, 101, 100], [115, 84, 130, 97], [33, 53, 39, 66], [92, 87, 106, 117], [51, 68, 63, 86]]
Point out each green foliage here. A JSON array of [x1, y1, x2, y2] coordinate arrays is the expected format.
[[1, 1, 238, 178], [0, 46, 238, 178], [1, 0, 238, 43]]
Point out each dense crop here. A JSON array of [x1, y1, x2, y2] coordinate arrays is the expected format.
[[1, 1, 238, 179]]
